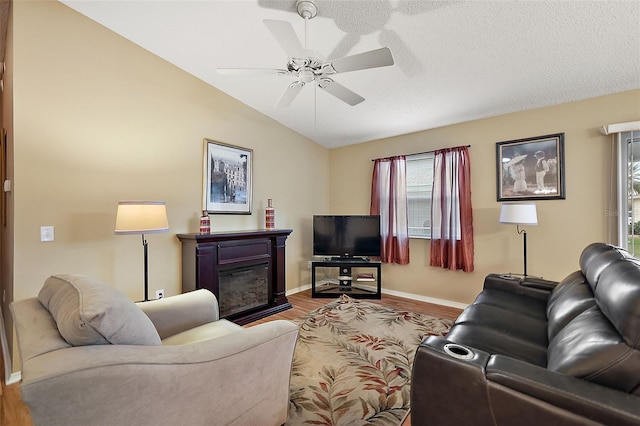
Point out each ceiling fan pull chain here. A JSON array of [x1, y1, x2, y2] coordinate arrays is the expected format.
[[304, 17, 308, 50]]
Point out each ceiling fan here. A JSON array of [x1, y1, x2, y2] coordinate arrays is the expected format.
[[217, 0, 394, 108]]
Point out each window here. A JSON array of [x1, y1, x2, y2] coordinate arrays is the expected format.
[[619, 131, 640, 255], [609, 121, 640, 255], [406, 153, 434, 238]]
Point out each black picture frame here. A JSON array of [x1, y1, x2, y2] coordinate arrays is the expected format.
[[202, 139, 252, 214], [496, 133, 565, 201]]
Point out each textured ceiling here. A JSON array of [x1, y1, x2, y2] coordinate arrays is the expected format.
[[61, 0, 640, 148]]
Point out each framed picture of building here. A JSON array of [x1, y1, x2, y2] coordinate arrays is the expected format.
[[203, 139, 252, 214], [496, 133, 565, 201]]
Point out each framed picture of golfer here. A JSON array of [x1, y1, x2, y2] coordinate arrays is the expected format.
[[496, 133, 565, 201]]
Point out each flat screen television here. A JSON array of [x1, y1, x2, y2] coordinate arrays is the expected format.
[[313, 215, 381, 259]]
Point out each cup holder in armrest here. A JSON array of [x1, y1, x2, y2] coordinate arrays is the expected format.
[[443, 343, 474, 360]]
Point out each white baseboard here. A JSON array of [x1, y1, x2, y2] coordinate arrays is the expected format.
[[286, 284, 311, 295], [380, 288, 468, 310], [7, 371, 21, 385], [287, 283, 468, 310]]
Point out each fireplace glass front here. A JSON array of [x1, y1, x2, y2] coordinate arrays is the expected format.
[[218, 262, 270, 318]]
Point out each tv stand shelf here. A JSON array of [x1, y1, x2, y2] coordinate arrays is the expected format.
[[311, 260, 381, 299], [329, 256, 370, 262]]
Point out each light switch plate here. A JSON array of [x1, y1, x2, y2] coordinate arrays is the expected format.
[[40, 226, 54, 242]]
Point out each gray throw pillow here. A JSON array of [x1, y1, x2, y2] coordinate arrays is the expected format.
[[38, 274, 161, 346]]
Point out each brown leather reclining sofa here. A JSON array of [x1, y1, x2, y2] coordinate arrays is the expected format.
[[411, 242, 640, 425]]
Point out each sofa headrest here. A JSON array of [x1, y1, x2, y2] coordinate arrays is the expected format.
[[579, 242, 630, 291], [547, 244, 640, 393], [596, 259, 640, 349]]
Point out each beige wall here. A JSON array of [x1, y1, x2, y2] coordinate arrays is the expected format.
[[330, 90, 640, 305], [11, 1, 329, 305]]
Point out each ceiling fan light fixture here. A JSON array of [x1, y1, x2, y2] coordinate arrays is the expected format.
[[296, 0, 318, 20], [299, 70, 315, 84]]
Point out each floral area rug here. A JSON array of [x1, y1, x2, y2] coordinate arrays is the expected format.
[[286, 295, 453, 426]]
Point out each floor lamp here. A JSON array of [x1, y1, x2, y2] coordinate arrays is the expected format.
[[115, 201, 169, 301], [499, 203, 537, 276]]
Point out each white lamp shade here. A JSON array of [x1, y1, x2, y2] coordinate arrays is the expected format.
[[115, 201, 169, 234], [499, 203, 538, 225]]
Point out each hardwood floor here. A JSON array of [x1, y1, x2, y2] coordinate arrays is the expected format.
[[0, 290, 462, 426], [1, 383, 30, 426], [250, 289, 463, 325]]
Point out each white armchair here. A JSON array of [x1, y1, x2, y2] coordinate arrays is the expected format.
[[11, 274, 299, 426]]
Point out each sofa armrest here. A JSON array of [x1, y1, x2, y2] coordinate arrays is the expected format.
[[10, 298, 71, 363], [136, 289, 219, 339], [411, 336, 640, 426], [483, 273, 557, 301], [521, 275, 558, 291], [20, 320, 299, 426], [411, 336, 495, 426], [487, 355, 640, 426]]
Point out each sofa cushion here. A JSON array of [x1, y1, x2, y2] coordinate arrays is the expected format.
[[162, 319, 242, 346], [547, 305, 640, 393], [454, 303, 548, 349], [473, 288, 548, 320], [38, 274, 161, 346]]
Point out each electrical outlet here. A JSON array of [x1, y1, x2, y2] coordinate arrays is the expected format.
[[155, 289, 164, 300]]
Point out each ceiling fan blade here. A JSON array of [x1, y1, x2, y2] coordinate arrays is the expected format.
[[275, 81, 304, 108], [329, 47, 394, 74], [319, 80, 364, 106], [216, 68, 284, 76], [263, 19, 305, 58]]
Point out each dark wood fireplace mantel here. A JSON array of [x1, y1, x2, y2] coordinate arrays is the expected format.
[[177, 229, 293, 325]]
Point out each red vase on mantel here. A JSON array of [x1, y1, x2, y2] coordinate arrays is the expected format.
[[199, 210, 210, 234], [265, 199, 275, 230]]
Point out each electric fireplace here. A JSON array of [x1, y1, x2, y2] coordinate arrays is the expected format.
[[177, 229, 292, 324]]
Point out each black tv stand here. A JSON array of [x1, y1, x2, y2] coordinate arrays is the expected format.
[[312, 259, 381, 299]]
